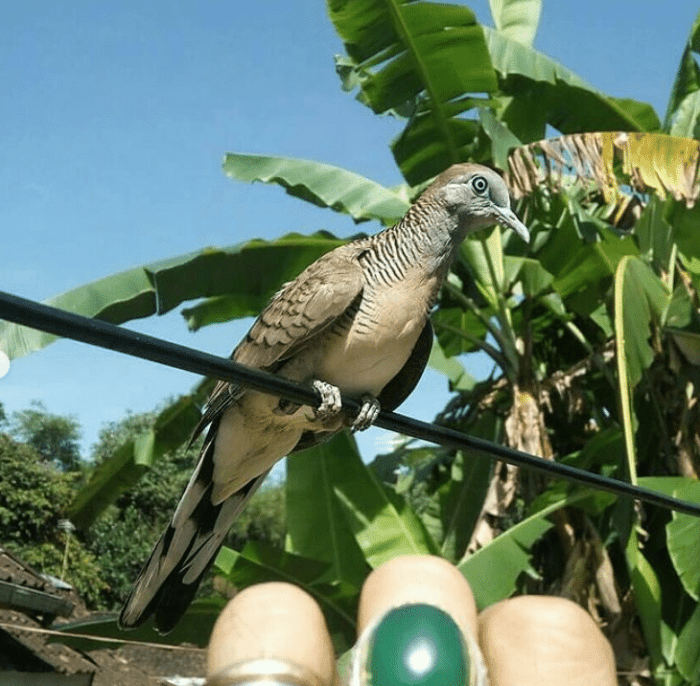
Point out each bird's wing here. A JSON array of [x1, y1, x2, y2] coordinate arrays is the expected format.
[[234, 247, 365, 368], [191, 247, 365, 441]]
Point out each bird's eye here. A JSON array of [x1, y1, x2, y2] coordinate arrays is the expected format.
[[472, 175, 489, 194]]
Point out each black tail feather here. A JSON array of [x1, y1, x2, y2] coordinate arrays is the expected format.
[[119, 429, 268, 633]]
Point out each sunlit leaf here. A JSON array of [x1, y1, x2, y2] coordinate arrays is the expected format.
[[286, 433, 370, 586], [329, 433, 438, 565], [222, 153, 410, 225], [328, 0, 498, 183], [438, 451, 492, 561], [485, 29, 659, 138], [613, 256, 668, 485], [488, 0, 541, 47], [510, 256, 553, 297], [550, 227, 638, 310], [614, 256, 669, 391], [329, 0, 496, 112], [433, 307, 490, 357], [479, 107, 522, 171], [676, 601, 700, 681], [670, 90, 700, 138], [635, 196, 675, 270], [459, 226, 505, 308], [428, 338, 476, 392], [627, 548, 664, 668], [609, 97, 663, 133]]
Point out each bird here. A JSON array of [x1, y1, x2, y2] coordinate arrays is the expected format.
[[118, 163, 530, 633]]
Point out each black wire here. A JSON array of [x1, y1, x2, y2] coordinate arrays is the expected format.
[[1, 289, 700, 517]]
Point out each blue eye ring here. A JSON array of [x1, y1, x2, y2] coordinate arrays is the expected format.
[[471, 175, 488, 194]]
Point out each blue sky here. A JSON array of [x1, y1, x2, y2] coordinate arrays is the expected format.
[[1, 1, 698, 459]]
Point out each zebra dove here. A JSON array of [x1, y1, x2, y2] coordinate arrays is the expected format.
[[119, 163, 529, 633]]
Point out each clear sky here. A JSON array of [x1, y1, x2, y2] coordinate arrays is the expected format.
[[1, 1, 698, 460]]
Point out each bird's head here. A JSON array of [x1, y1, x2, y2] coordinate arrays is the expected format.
[[421, 163, 530, 243]]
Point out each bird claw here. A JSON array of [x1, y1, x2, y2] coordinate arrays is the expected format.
[[311, 382, 379, 431], [351, 394, 380, 432], [312, 380, 342, 421]]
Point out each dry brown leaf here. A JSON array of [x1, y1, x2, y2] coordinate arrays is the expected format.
[[506, 132, 700, 208], [466, 461, 519, 554]]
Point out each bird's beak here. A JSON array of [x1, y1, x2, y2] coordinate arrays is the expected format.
[[496, 208, 530, 243]]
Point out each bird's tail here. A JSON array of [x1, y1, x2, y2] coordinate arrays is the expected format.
[[118, 432, 267, 634]]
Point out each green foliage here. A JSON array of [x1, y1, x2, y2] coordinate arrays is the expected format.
[[68, 390, 206, 529], [20, 541, 106, 609], [287, 432, 434, 580], [483, 28, 660, 138], [225, 480, 286, 550], [0, 433, 74, 543], [76, 411, 193, 607], [488, 0, 541, 47], [0, 403, 288, 613], [91, 411, 194, 515], [331, 0, 497, 183], [458, 495, 582, 609], [665, 9, 700, 134], [86, 485, 285, 612], [9, 400, 82, 471], [0, 433, 106, 605]]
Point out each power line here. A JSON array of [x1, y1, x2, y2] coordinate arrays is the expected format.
[[1, 289, 699, 517]]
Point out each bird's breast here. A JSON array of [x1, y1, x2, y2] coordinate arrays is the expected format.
[[313, 280, 432, 396]]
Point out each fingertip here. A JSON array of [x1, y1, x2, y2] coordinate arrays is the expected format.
[[357, 555, 478, 640], [207, 581, 336, 686], [478, 595, 617, 685]]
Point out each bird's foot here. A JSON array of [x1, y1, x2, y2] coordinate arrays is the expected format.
[[310, 382, 379, 431], [351, 394, 380, 432], [312, 380, 342, 421]]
